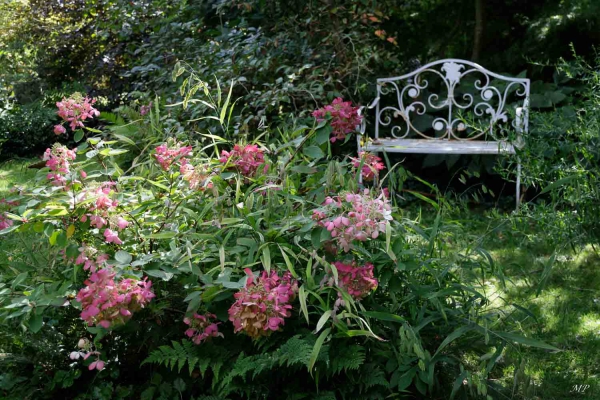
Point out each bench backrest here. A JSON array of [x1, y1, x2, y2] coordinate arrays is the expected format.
[[369, 59, 530, 142]]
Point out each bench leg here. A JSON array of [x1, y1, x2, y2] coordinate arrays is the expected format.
[[515, 161, 521, 210]]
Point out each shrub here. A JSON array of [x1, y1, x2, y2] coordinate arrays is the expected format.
[[0, 101, 58, 157], [0, 74, 555, 399]]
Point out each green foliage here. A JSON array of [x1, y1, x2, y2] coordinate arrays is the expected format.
[[513, 52, 600, 247], [0, 101, 58, 157], [0, 72, 557, 399]]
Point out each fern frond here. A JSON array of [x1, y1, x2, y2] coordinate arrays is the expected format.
[[360, 365, 388, 391], [329, 344, 365, 375]]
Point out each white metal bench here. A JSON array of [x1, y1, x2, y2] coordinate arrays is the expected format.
[[357, 59, 530, 208]]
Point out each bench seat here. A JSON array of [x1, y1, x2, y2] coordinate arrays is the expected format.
[[361, 138, 516, 155]]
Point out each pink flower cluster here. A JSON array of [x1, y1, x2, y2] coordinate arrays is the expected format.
[[219, 144, 268, 178], [55, 93, 100, 133], [76, 245, 109, 273], [228, 269, 298, 338], [184, 313, 223, 344], [154, 142, 192, 171], [79, 182, 128, 245], [0, 213, 13, 230], [70, 338, 105, 371], [0, 198, 17, 230], [312, 97, 362, 143], [76, 268, 155, 329], [312, 189, 393, 252], [350, 152, 385, 181], [179, 159, 214, 191], [140, 102, 152, 116], [332, 261, 378, 300], [43, 144, 77, 186]]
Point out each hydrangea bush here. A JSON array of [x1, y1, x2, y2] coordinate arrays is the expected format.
[[0, 74, 554, 399]]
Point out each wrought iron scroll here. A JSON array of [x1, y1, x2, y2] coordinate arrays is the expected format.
[[374, 59, 530, 141]]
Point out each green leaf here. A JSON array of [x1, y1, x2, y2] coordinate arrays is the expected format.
[[299, 285, 309, 324], [74, 130, 84, 142], [99, 148, 129, 156], [395, 366, 417, 391], [11, 272, 28, 289], [303, 145, 325, 160], [362, 311, 406, 323], [279, 245, 298, 278], [115, 250, 133, 265], [495, 331, 560, 351], [315, 126, 332, 145], [173, 378, 186, 393], [144, 269, 174, 281], [85, 127, 103, 133], [220, 81, 234, 124], [261, 245, 271, 273], [315, 310, 332, 333], [291, 165, 317, 174], [49, 230, 60, 246], [56, 231, 68, 248], [434, 326, 476, 357], [540, 175, 578, 195], [145, 231, 177, 239], [29, 314, 43, 333], [309, 327, 330, 375]]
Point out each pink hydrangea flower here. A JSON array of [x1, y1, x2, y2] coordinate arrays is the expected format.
[[89, 360, 105, 371], [183, 313, 223, 344], [154, 142, 192, 170], [330, 261, 378, 300], [312, 189, 392, 252], [219, 144, 268, 178], [350, 152, 385, 181], [54, 124, 67, 135], [0, 208, 13, 230], [228, 269, 298, 338], [56, 93, 100, 132], [179, 159, 214, 191], [76, 268, 155, 328], [103, 229, 123, 245], [43, 144, 77, 187], [312, 97, 362, 143], [75, 245, 109, 273], [116, 217, 129, 230]]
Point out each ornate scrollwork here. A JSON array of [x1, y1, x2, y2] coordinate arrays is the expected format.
[[373, 59, 530, 141]]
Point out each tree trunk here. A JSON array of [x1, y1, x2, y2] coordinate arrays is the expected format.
[[471, 0, 484, 62]]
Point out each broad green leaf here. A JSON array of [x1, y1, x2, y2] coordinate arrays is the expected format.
[[29, 314, 43, 333], [115, 250, 133, 265], [74, 130, 84, 142], [303, 145, 324, 159], [11, 272, 28, 289], [56, 231, 68, 248]]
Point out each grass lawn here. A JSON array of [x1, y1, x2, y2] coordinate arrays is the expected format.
[[0, 158, 38, 197], [443, 207, 600, 400]]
